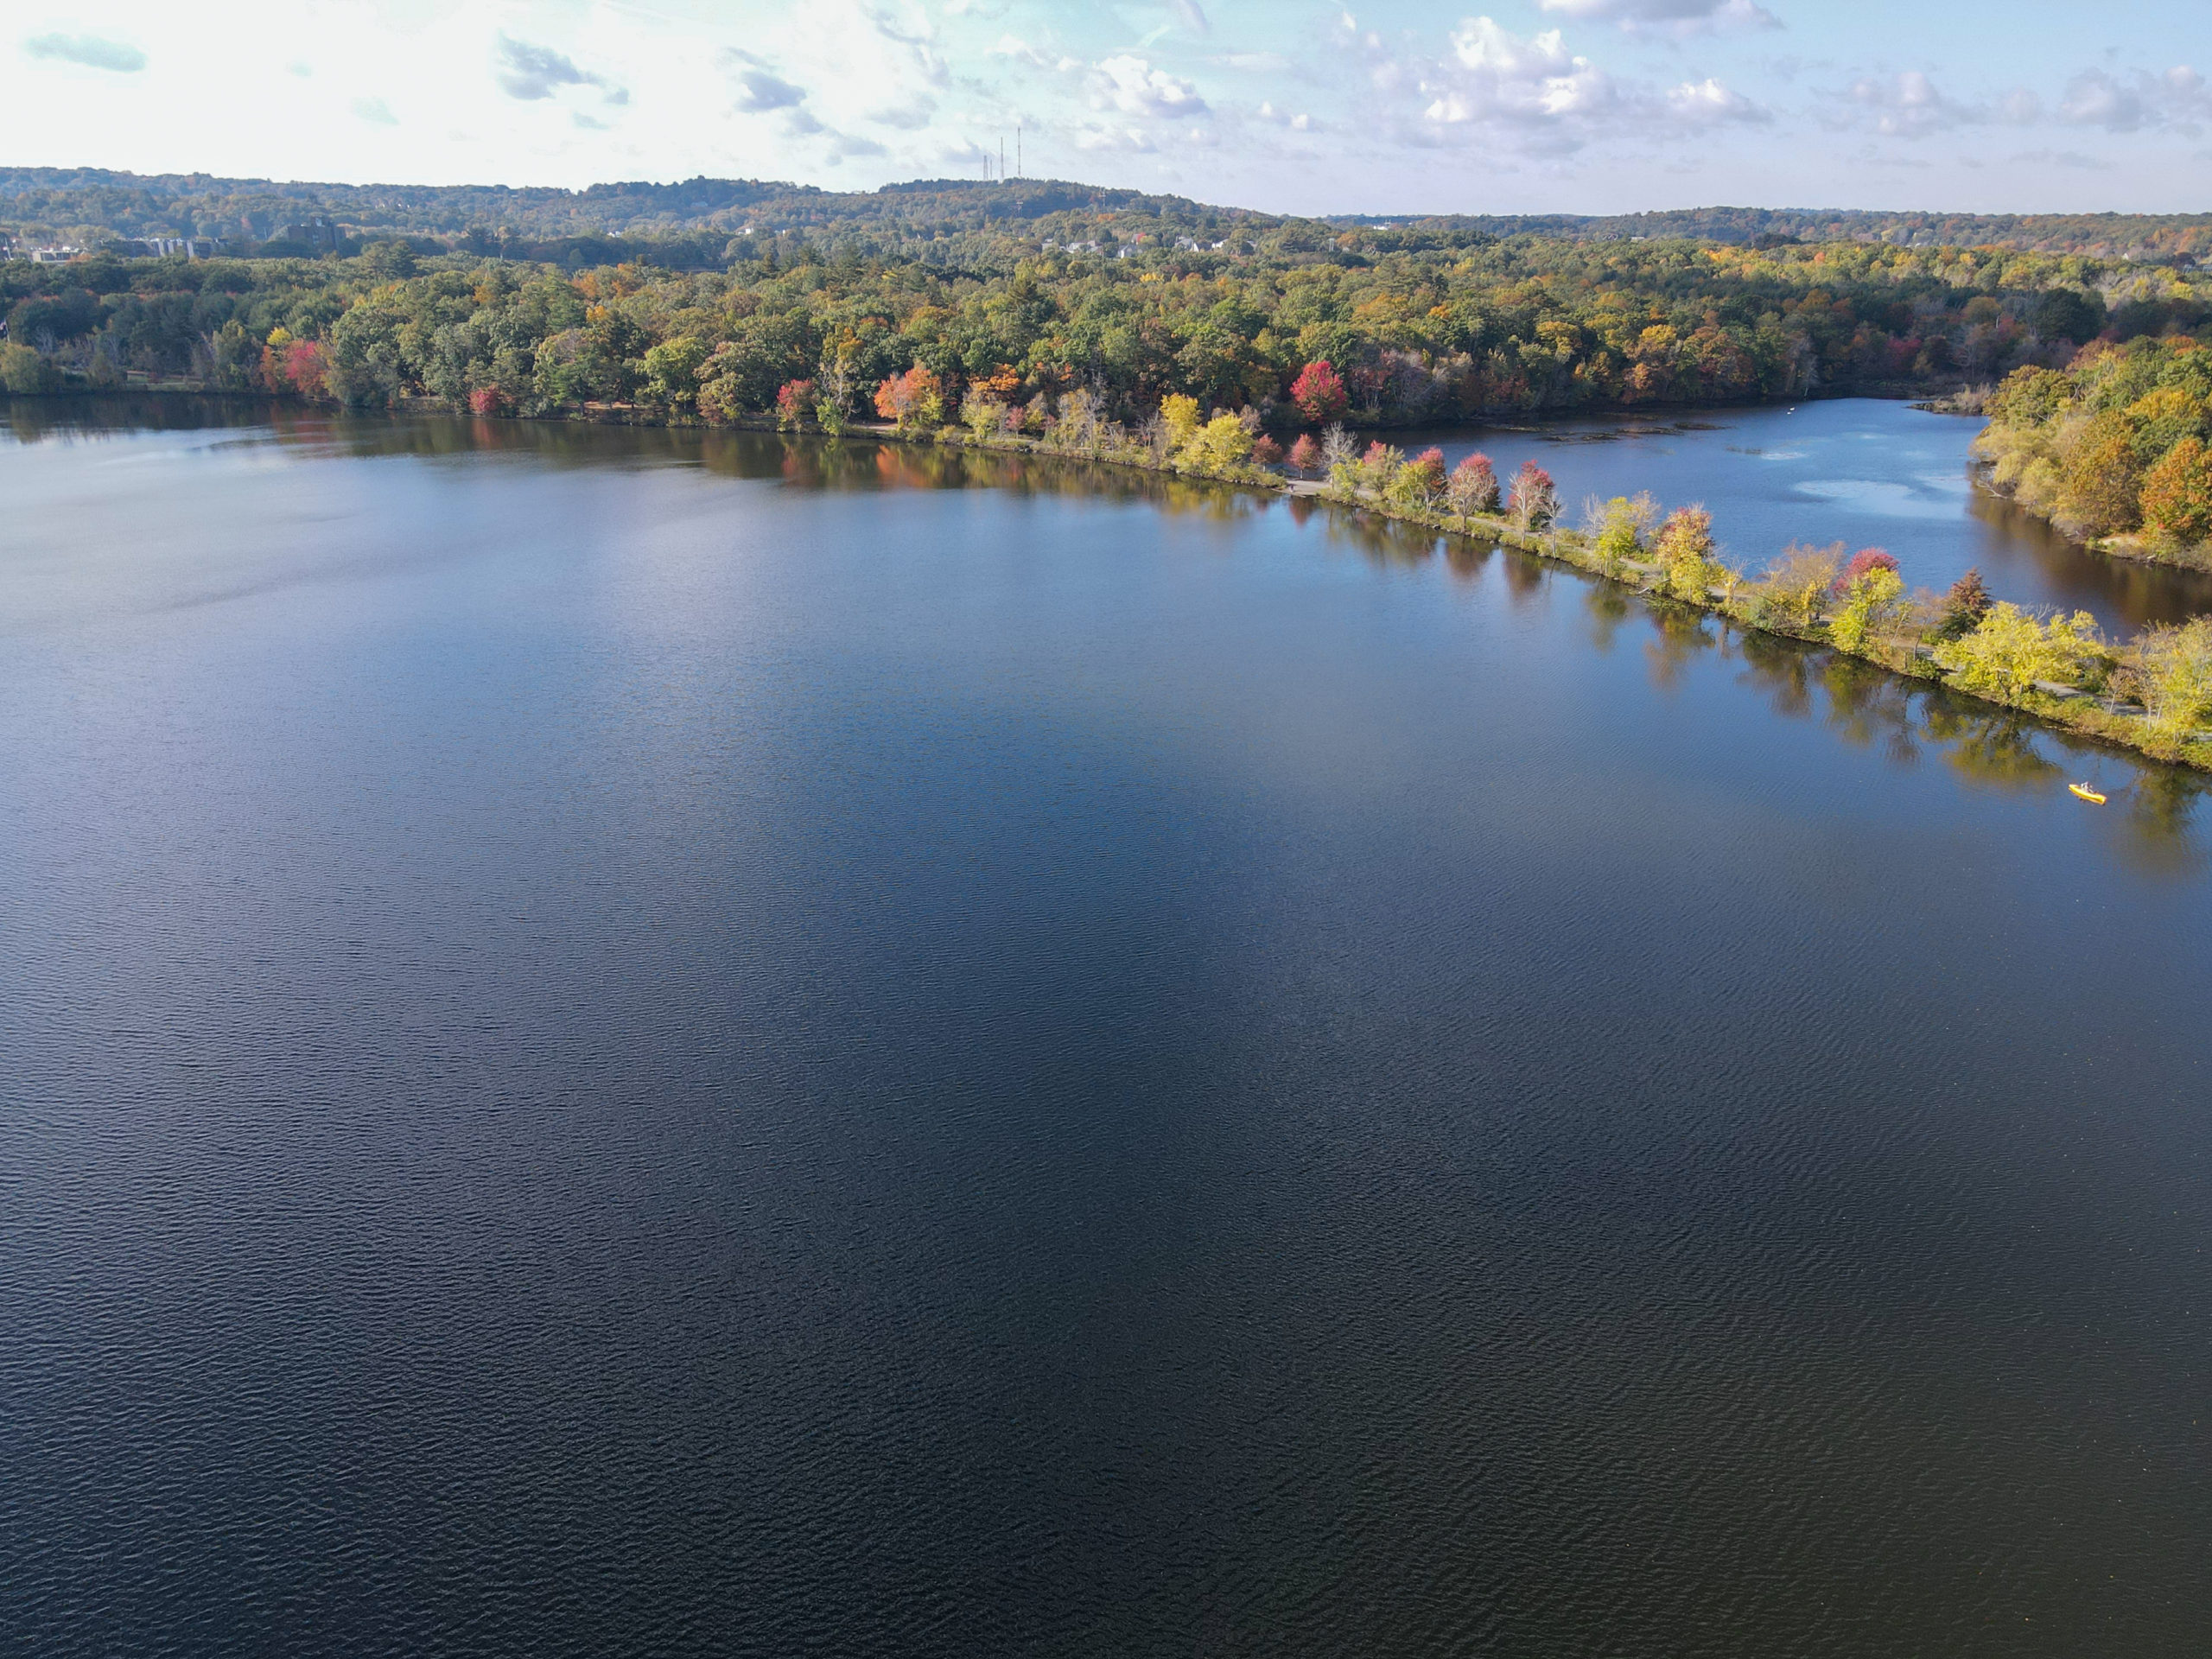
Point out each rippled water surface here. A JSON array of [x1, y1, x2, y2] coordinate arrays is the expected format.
[[3, 402, 2210, 1657]]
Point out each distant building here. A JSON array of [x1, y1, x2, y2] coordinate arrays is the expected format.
[[131, 237, 226, 259], [29, 245, 83, 264], [269, 216, 342, 253]]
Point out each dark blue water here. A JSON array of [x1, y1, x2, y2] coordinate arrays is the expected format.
[[3, 404, 2209, 1656], [1395, 397, 2212, 630]]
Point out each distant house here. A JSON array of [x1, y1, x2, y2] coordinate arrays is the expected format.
[[29, 245, 83, 264]]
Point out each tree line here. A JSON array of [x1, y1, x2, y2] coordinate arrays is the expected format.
[[3, 225, 2206, 435], [1974, 338, 2212, 563]]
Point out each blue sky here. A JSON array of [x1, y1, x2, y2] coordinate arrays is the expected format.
[[5, 0, 2209, 213]]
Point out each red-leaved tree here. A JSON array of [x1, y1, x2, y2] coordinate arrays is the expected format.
[[1831, 547, 1898, 595], [1448, 452, 1500, 518], [874, 366, 944, 429], [1287, 433, 1322, 475], [283, 340, 329, 397], [1290, 359, 1348, 426], [1508, 461, 1558, 530], [775, 378, 816, 429], [1408, 447, 1447, 499]]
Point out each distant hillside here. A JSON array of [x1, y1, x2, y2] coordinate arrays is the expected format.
[[1338, 207, 2212, 264], [0, 168, 1274, 267], [3, 168, 2207, 269]]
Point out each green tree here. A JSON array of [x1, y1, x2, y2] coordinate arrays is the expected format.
[[642, 335, 709, 411]]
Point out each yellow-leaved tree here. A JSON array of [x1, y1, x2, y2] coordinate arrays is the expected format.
[[1933, 603, 2101, 702]]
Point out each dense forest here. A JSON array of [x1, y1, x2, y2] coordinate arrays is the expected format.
[[3, 169, 2209, 435], [1976, 339, 2212, 561], [8, 168, 2212, 266]]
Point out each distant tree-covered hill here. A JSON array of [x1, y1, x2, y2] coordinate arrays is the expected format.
[[4, 168, 2208, 271]]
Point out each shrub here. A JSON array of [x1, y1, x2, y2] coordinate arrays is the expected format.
[[1251, 434, 1284, 466]]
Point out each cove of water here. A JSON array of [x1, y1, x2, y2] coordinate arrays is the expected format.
[[3, 400, 2209, 1656], [1392, 396, 2212, 631]]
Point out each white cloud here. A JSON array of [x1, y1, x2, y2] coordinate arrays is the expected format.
[[23, 33, 146, 73], [1090, 54, 1207, 118], [1845, 70, 1979, 136], [2009, 147, 2113, 170], [727, 52, 806, 113], [1429, 20, 1616, 124], [1538, 0, 1777, 35], [1668, 77, 1770, 125], [493, 35, 622, 104], [2060, 65, 2208, 132]]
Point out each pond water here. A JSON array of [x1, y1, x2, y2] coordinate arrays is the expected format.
[[1392, 397, 2212, 631], [3, 400, 2209, 1657]]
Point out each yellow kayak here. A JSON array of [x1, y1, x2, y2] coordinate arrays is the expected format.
[[2069, 783, 2107, 804]]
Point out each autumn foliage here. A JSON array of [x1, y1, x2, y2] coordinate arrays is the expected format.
[[1289, 359, 1347, 426], [775, 378, 817, 428], [874, 365, 944, 429]]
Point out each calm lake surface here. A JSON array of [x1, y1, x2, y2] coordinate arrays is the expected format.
[[1394, 397, 2212, 631], [3, 399, 2209, 1657]]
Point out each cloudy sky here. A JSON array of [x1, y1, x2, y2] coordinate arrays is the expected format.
[[4, 0, 2209, 214]]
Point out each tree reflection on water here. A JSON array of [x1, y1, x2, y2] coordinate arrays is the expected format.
[[10, 401, 2203, 872]]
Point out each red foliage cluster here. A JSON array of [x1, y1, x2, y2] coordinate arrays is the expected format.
[[1289, 359, 1347, 427], [1450, 452, 1500, 512], [775, 378, 816, 427], [1832, 546, 1899, 594], [1287, 433, 1322, 474]]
